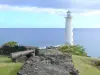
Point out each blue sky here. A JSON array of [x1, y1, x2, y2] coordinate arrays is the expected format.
[[0, 0, 100, 28]]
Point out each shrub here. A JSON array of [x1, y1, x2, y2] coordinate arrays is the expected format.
[[3, 41, 18, 47], [59, 44, 87, 56], [90, 59, 100, 70], [0, 41, 27, 55]]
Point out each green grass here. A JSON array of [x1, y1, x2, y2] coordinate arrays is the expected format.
[[0, 55, 100, 75], [73, 55, 100, 75], [0, 56, 23, 75]]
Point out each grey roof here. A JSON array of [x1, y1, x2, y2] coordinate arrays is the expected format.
[[67, 10, 71, 13]]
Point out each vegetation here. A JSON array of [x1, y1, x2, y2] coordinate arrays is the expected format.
[[0, 41, 28, 55], [59, 44, 87, 56], [73, 55, 100, 75], [0, 55, 100, 75], [0, 56, 23, 75], [0, 41, 100, 75], [3, 41, 18, 47]]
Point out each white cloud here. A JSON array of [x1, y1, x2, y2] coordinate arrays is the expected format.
[[72, 0, 100, 5], [80, 10, 100, 16], [0, 4, 100, 17], [0, 4, 89, 16], [0, 4, 68, 16]]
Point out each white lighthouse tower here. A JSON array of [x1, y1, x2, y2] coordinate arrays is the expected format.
[[65, 10, 73, 45]]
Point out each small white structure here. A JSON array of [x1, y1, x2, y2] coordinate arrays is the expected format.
[[65, 10, 73, 45]]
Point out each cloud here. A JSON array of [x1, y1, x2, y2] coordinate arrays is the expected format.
[[0, 4, 100, 17], [0, 0, 100, 14], [80, 10, 100, 16], [0, 0, 100, 10], [0, 0, 99, 9], [72, 0, 100, 10], [0, 0, 71, 9], [72, 0, 100, 5], [0, 4, 68, 16], [0, 4, 88, 16]]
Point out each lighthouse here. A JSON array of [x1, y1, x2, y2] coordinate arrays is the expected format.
[[65, 10, 73, 45]]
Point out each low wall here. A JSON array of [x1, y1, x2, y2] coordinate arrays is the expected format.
[[17, 49, 79, 75]]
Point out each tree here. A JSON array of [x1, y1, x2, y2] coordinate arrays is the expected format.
[[3, 41, 18, 47]]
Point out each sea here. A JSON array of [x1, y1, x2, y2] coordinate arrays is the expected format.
[[0, 28, 100, 57]]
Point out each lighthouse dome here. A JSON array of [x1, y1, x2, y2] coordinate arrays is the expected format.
[[67, 10, 71, 13], [67, 10, 71, 17]]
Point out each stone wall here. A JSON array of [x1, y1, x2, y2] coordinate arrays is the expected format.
[[17, 49, 79, 75]]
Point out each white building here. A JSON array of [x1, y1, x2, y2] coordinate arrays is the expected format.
[[65, 11, 73, 45]]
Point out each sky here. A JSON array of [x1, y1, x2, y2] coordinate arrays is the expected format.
[[0, 0, 100, 28]]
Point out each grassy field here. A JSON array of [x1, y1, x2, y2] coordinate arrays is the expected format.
[[73, 55, 100, 75], [0, 55, 100, 75], [0, 56, 23, 75]]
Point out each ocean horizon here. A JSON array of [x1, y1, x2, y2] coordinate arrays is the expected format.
[[0, 28, 99, 57]]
